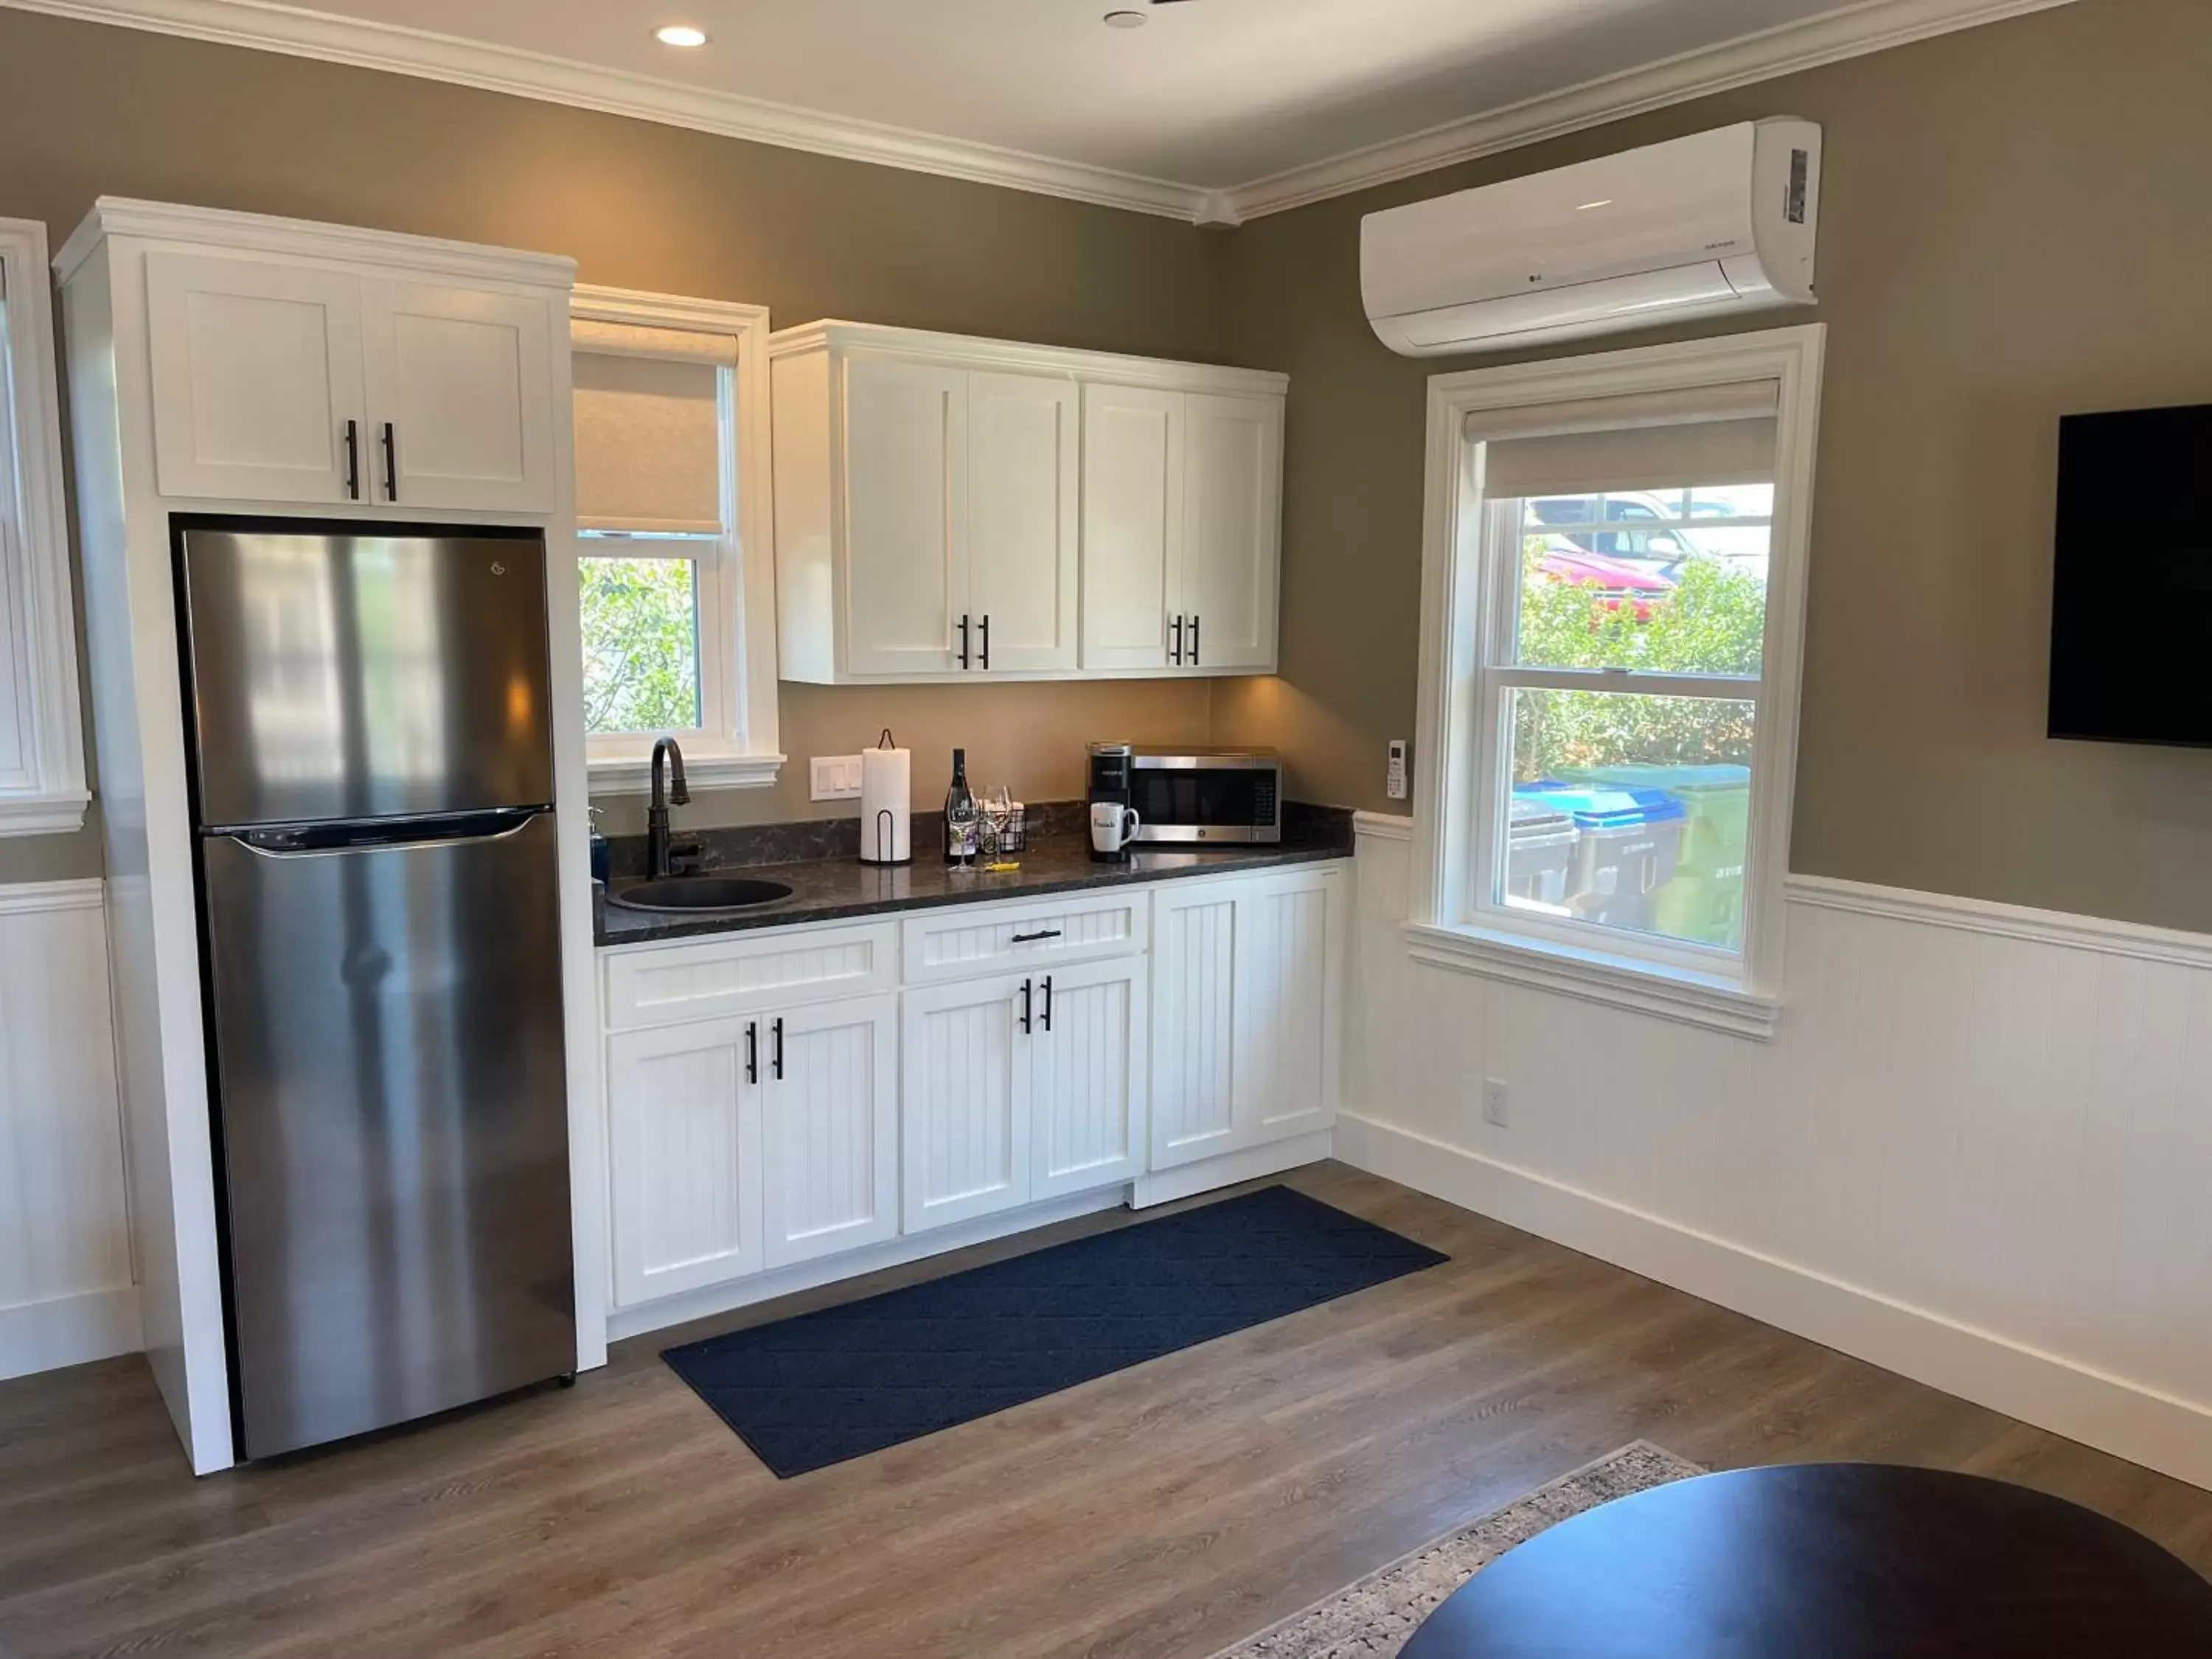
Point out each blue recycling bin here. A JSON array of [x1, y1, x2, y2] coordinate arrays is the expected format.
[[1516, 782, 1689, 936]]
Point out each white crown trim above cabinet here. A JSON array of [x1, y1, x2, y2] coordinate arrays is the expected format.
[[769, 321, 1287, 684], [596, 862, 1346, 1334]]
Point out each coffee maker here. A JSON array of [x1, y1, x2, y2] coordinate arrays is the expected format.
[[1087, 741, 1135, 862]]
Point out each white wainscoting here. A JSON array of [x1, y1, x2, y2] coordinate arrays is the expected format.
[[1343, 816, 2212, 1492], [0, 880, 137, 1380]]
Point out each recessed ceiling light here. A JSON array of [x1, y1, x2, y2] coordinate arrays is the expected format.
[[1103, 10, 1147, 27], [654, 24, 708, 47]]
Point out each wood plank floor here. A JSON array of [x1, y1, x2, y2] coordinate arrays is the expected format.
[[4, 1162, 2209, 1658]]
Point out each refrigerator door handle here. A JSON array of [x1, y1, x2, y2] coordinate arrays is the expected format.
[[223, 809, 547, 858]]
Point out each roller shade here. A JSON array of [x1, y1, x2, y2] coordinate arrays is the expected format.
[[573, 327, 729, 533], [1470, 381, 1778, 498]]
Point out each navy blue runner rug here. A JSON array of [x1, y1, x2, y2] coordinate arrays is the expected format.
[[662, 1183, 1447, 1477]]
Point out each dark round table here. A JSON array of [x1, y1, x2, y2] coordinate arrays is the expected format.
[[1399, 1463, 2212, 1658]]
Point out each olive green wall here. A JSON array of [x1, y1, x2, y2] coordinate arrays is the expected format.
[[7, 1, 2211, 928], [0, 6, 1231, 873], [1211, 0, 2212, 931]]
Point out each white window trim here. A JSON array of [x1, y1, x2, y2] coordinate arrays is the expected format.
[[1408, 325, 1827, 1041], [569, 284, 783, 793], [0, 218, 88, 835]]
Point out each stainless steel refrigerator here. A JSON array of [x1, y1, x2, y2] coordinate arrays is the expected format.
[[178, 523, 575, 1461]]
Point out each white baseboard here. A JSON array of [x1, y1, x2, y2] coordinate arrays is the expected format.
[[0, 1285, 142, 1382], [1130, 1129, 1335, 1209], [1335, 1112, 2212, 1492]]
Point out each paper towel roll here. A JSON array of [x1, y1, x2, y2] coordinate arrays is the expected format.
[[860, 734, 911, 865]]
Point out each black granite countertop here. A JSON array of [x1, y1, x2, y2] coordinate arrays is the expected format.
[[594, 804, 1354, 947]]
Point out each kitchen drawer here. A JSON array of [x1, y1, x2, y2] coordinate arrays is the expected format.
[[902, 889, 1149, 985], [604, 920, 898, 1032]]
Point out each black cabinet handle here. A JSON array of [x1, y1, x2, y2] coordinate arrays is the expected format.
[[1040, 975, 1053, 1032], [771, 1016, 784, 1081], [979, 613, 990, 671], [380, 422, 397, 501], [1170, 614, 1183, 665], [745, 1021, 758, 1085], [1019, 978, 1032, 1034], [958, 613, 970, 670], [1189, 614, 1200, 666], [1010, 928, 1062, 944], [343, 420, 361, 500]]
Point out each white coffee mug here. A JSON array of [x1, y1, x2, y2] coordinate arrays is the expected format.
[[1090, 801, 1141, 855]]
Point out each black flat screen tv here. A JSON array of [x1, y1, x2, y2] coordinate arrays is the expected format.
[[2048, 403, 2212, 746]]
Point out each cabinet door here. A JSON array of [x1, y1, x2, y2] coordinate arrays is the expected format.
[[843, 356, 970, 676], [760, 994, 900, 1270], [145, 252, 366, 504], [902, 973, 1030, 1231], [1029, 956, 1148, 1201], [1178, 393, 1283, 672], [967, 372, 1079, 671], [1150, 884, 1242, 1171], [1233, 866, 1343, 1146], [1080, 384, 1183, 672], [361, 281, 557, 513], [606, 1017, 763, 1307]]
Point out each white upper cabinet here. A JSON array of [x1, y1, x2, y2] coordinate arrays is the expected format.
[[143, 248, 560, 513], [967, 371, 1079, 672], [360, 280, 557, 513], [772, 321, 1284, 684], [146, 253, 367, 504], [1178, 393, 1284, 673], [1080, 383, 1182, 673]]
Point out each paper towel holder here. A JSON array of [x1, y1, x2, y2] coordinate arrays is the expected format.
[[861, 728, 914, 867]]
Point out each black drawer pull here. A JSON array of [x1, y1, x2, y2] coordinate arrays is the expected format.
[[1010, 928, 1062, 944]]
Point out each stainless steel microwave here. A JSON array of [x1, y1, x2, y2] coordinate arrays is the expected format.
[[1129, 747, 1283, 844]]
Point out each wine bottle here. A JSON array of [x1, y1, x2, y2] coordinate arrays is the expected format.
[[943, 748, 978, 866]]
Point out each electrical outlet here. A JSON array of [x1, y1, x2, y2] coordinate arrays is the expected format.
[[1482, 1077, 1510, 1129], [1387, 740, 1409, 801], [810, 754, 863, 801]]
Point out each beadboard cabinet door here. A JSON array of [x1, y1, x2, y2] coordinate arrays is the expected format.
[[1150, 866, 1342, 1172], [606, 1015, 764, 1308], [759, 994, 900, 1270], [145, 251, 367, 504], [1028, 956, 1148, 1202], [902, 973, 1030, 1232]]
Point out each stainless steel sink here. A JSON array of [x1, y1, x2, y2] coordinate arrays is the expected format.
[[607, 875, 795, 913]]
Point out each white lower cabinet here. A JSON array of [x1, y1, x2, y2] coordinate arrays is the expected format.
[[602, 860, 1342, 1319], [606, 991, 897, 1307], [1151, 866, 1344, 1172]]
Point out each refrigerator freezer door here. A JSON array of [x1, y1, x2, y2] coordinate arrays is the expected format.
[[201, 810, 574, 1459], [180, 527, 554, 829]]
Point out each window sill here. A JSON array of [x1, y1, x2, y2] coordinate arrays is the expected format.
[[1403, 919, 1779, 1040], [587, 753, 785, 795], [0, 790, 91, 837]]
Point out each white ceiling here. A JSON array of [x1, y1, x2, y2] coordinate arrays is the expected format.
[[289, 0, 1851, 188], [7, 0, 2074, 218]]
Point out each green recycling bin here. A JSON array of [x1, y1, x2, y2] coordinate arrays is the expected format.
[[1560, 763, 1752, 948]]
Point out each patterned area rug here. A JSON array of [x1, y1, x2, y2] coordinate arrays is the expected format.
[[1212, 1442, 1705, 1659]]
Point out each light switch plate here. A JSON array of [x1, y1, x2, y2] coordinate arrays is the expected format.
[[810, 754, 863, 801]]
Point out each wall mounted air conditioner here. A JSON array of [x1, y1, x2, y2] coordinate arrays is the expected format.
[[1361, 119, 1820, 358]]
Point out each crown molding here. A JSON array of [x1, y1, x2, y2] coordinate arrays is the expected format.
[[1, 0, 1209, 221], [1210, 0, 2079, 223], [4, 0, 2075, 228], [765, 319, 1290, 396]]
